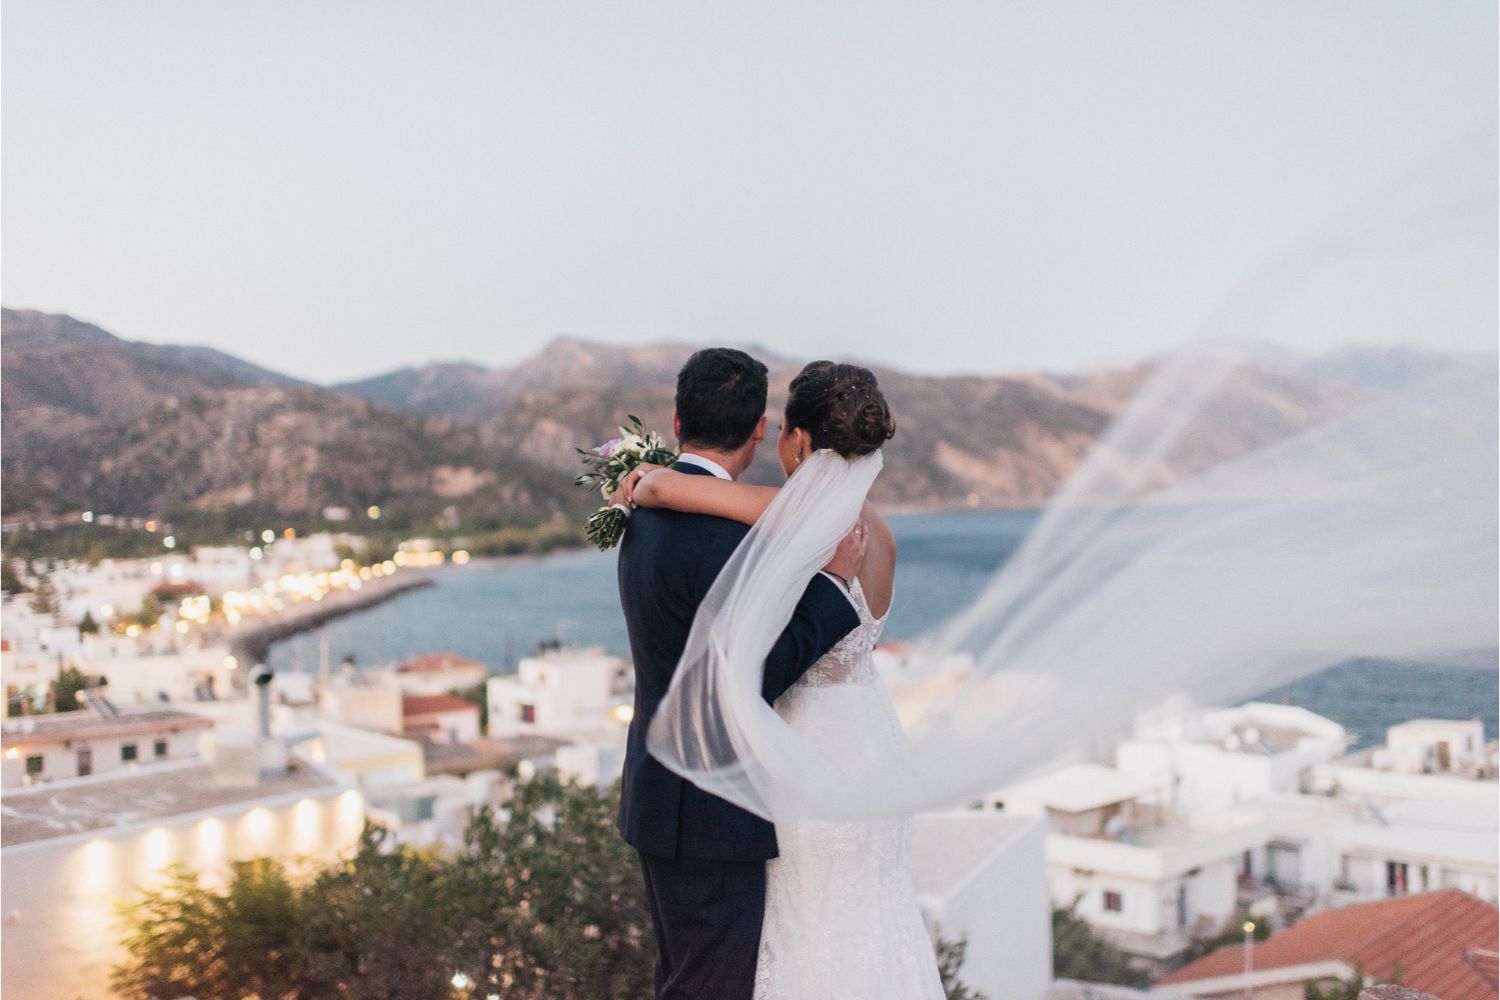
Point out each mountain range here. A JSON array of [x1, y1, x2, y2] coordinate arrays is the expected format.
[[1, 306, 1447, 528]]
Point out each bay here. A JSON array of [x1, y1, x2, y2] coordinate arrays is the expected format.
[[267, 509, 1496, 750]]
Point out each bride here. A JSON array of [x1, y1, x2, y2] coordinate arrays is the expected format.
[[618, 361, 946, 999]]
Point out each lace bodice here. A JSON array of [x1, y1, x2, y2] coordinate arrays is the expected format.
[[796, 577, 887, 687]]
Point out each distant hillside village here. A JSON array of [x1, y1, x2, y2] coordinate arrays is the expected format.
[[1, 533, 1495, 1000]]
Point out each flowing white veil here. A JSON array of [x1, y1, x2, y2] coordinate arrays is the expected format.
[[648, 128, 1498, 823]]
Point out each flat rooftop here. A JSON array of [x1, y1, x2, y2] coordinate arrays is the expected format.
[[422, 735, 569, 775], [1, 708, 213, 747], [1001, 763, 1159, 813], [0, 761, 340, 847], [1218, 721, 1308, 754]]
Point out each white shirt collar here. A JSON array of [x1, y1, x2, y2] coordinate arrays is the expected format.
[[675, 452, 732, 480]]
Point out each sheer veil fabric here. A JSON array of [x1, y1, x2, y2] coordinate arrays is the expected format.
[[647, 346, 1497, 824], [648, 130, 1498, 825]]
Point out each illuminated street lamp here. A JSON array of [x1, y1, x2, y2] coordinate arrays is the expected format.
[[1242, 919, 1256, 999]]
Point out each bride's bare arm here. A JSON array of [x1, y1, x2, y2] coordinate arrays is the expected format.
[[632, 469, 779, 526]]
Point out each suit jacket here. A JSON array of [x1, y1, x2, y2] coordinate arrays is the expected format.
[[616, 461, 861, 861]]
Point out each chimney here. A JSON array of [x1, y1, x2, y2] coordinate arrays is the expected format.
[[212, 665, 287, 786], [253, 664, 274, 738]]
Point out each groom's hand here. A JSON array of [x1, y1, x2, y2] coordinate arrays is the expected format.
[[822, 521, 869, 588]]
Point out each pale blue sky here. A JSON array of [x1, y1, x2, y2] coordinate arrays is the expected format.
[[3, 2, 1495, 383]]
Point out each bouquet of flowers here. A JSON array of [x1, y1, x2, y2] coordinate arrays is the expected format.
[[575, 415, 679, 550]]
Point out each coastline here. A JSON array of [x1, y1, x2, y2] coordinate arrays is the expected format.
[[229, 570, 437, 668]]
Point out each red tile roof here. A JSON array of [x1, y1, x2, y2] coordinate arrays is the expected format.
[[1160, 890, 1499, 1000], [396, 652, 486, 674], [401, 693, 479, 718]]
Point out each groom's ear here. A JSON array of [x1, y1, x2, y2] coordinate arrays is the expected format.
[[751, 415, 767, 445], [672, 412, 682, 442]]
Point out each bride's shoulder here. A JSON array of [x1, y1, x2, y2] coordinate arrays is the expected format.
[[861, 503, 896, 550]]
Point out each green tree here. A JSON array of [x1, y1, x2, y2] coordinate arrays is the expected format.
[[27, 572, 59, 618], [125, 592, 164, 628], [1305, 962, 1403, 1000], [1198, 911, 1271, 953], [1052, 902, 1150, 989], [113, 858, 307, 1000], [0, 557, 28, 595], [935, 932, 987, 1000], [296, 823, 457, 999], [53, 665, 93, 713], [449, 776, 655, 999], [77, 609, 101, 637]]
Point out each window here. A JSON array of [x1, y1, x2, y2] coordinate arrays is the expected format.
[[520, 704, 536, 724], [1386, 861, 1409, 896], [25, 755, 43, 777], [154, 739, 168, 758], [1103, 890, 1124, 913], [122, 742, 138, 763]]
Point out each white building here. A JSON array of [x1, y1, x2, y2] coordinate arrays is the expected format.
[[1307, 719, 1497, 804], [363, 769, 507, 849], [487, 645, 632, 739], [318, 666, 403, 734], [0, 757, 365, 1000], [555, 740, 626, 788], [989, 763, 1267, 972], [1116, 702, 1350, 811], [912, 812, 1052, 1000], [295, 719, 428, 790], [1, 706, 214, 787], [1240, 719, 1500, 912], [401, 692, 482, 744], [1375, 718, 1491, 776], [1249, 791, 1498, 908]]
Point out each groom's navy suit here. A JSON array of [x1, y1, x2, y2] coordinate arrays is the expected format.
[[617, 459, 860, 1000]]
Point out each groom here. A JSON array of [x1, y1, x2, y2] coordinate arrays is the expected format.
[[617, 347, 866, 1000]]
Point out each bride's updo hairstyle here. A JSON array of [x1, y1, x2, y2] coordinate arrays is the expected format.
[[783, 361, 896, 458]]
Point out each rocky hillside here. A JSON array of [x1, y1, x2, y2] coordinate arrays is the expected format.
[[3, 307, 1413, 523], [1, 309, 576, 521]]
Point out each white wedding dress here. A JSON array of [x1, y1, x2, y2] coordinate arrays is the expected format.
[[753, 579, 946, 1000]]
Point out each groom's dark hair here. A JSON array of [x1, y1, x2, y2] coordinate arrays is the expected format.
[[675, 348, 769, 451]]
